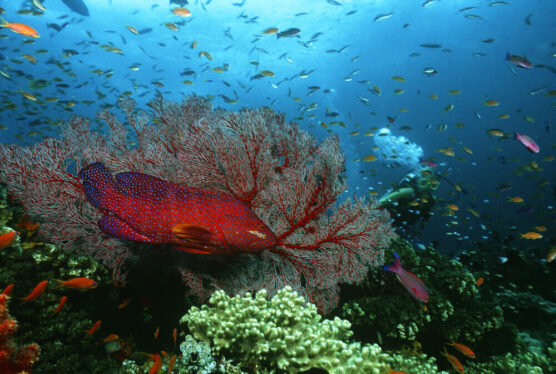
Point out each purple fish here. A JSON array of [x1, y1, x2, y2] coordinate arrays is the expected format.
[[515, 132, 539, 153], [383, 253, 429, 303]]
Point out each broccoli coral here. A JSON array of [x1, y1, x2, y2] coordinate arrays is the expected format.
[[181, 286, 391, 373], [0, 294, 40, 374]]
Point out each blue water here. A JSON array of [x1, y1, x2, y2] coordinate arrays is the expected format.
[[0, 0, 555, 255]]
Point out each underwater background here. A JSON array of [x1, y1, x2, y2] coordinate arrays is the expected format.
[[0, 0, 555, 373]]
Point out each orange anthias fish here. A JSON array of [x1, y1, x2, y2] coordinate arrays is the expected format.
[[103, 334, 119, 343], [17, 215, 39, 232], [55, 277, 97, 289], [441, 347, 465, 373], [508, 196, 524, 203], [117, 297, 130, 309], [2, 283, 14, 296], [383, 253, 429, 303], [20, 280, 48, 302], [87, 320, 102, 336], [447, 341, 476, 358], [168, 354, 176, 373], [149, 353, 162, 374], [0, 231, 18, 249], [52, 296, 67, 314], [0, 17, 40, 38], [520, 232, 542, 240]]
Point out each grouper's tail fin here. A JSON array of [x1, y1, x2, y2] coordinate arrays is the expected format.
[[78, 162, 119, 211]]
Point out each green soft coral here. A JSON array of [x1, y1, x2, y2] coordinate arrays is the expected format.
[[181, 286, 390, 373]]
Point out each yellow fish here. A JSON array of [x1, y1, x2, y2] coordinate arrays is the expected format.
[[19, 89, 37, 101], [363, 154, 377, 162], [483, 99, 499, 106]]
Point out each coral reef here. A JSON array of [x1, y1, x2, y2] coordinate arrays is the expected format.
[[0, 95, 394, 313], [464, 333, 555, 373], [0, 294, 40, 374], [0, 237, 122, 373], [181, 286, 393, 373], [0, 184, 121, 373], [178, 334, 217, 373], [382, 351, 448, 374], [340, 237, 504, 347], [120, 334, 245, 374]]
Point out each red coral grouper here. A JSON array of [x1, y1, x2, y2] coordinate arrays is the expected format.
[[78, 162, 277, 255]]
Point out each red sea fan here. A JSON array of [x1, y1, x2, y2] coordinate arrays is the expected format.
[[0, 94, 394, 312], [0, 294, 40, 374]]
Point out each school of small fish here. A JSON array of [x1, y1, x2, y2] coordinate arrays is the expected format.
[[0, 1, 554, 372]]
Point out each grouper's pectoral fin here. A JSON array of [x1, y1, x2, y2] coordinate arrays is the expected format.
[[171, 223, 212, 244], [98, 215, 154, 243]]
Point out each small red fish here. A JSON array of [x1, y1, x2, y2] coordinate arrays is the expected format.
[[55, 277, 97, 289], [172, 327, 177, 347], [52, 296, 67, 314], [17, 215, 39, 232], [149, 353, 162, 374], [154, 327, 160, 340], [2, 283, 14, 296], [0, 231, 18, 249], [168, 354, 176, 374], [118, 297, 130, 309], [476, 277, 484, 287], [383, 253, 429, 303], [506, 52, 532, 68], [447, 341, 476, 359], [20, 280, 48, 302], [515, 132, 539, 153], [103, 334, 119, 343], [87, 320, 102, 336]]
